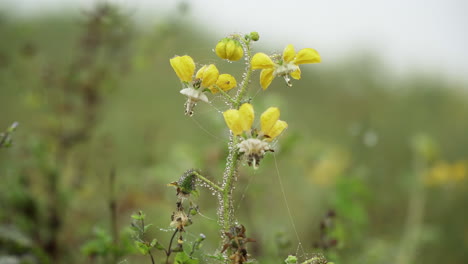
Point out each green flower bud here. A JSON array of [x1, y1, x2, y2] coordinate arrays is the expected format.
[[215, 38, 243, 61], [250, 32, 260, 41], [190, 208, 198, 216], [285, 255, 298, 264]]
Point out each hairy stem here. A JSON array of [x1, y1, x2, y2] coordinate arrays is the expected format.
[[192, 171, 223, 193], [214, 85, 236, 106], [220, 37, 253, 235], [234, 39, 253, 106], [222, 135, 240, 232]]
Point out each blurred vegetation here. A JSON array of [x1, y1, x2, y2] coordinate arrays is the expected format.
[[1, 2, 467, 264]]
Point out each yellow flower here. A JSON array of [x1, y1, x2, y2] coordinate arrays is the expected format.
[[170, 55, 195, 82], [425, 160, 467, 186], [223, 104, 288, 168], [260, 107, 288, 141], [215, 38, 243, 61], [251, 44, 321, 90], [170, 55, 221, 115], [210, 74, 237, 94], [222, 104, 287, 141], [223, 103, 254, 136], [195, 64, 219, 89]]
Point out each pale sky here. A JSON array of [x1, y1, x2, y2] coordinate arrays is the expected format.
[[5, 0, 468, 83]]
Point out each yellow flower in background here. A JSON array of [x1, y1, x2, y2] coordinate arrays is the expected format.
[[307, 149, 350, 186], [425, 160, 467, 186], [170, 55, 195, 82], [215, 38, 243, 61], [251, 44, 321, 90], [210, 74, 237, 94]]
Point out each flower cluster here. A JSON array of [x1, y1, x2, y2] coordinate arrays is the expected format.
[[251, 44, 321, 90], [223, 103, 288, 168], [166, 31, 322, 263], [170, 56, 237, 116]]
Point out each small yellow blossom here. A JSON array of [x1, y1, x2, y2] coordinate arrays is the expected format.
[[251, 44, 321, 90], [170, 55, 222, 115], [260, 107, 288, 141], [210, 74, 237, 94], [195, 64, 219, 89], [222, 104, 288, 168], [170, 55, 195, 82], [425, 160, 467, 186], [223, 104, 287, 140], [215, 38, 243, 61], [223, 103, 254, 136]]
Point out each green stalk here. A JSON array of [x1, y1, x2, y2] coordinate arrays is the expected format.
[[192, 171, 223, 193], [214, 85, 236, 106], [220, 37, 253, 234]]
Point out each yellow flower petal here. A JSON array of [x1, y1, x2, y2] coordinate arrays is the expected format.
[[231, 45, 244, 61], [265, 120, 288, 141], [215, 38, 243, 61], [251, 53, 275, 70], [239, 103, 254, 131], [196, 64, 219, 88], [195, 65, 207, 79], [215, 41, 227, 59], [260, 68, 275, 90], [226, 40, 236, 59], [282, 44, 296, 63], [214, 74, 237, 93], [170, 55, 195, 82], [223, 109, 243, 136], [294, 48, 321, 65], [260, 107, 280, 135], [290, 68, 301, 80]]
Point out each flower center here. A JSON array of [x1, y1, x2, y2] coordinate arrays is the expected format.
[[237, 138, 271, 169], [273, 62, 298, 77]]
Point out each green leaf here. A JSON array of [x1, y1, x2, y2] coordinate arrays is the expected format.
[[174, 252, 199, 264], [150, 238, 157, 247], [155, 241, 166, 251], [144, 224, 153, 232], [134, 241, 149, 255], [131, 214, 142, 220], [205, 254, 225, 261]]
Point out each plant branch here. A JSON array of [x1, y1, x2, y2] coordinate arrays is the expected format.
[[0, 122, 18, 148], [165, 229, 179, 264], [219, 38, 253, 238], [234, 38, 253, 107], [192, 171, 223, 193], [148, 250, 156, 264], [214, 85, 236, 106]]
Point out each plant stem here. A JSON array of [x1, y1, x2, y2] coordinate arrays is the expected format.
[[148, 251, 156, 264], [214, 85, 236, 106], [220, 38, 253, 235], [234, 39, 253, 107], [222, 135, 239, 232], [395, 154, 427, 264], [192, 171, 223, 193], [165, 229, 179, 264]]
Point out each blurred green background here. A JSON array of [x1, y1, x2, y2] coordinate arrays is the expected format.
[[1, 1, 467, 264]]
